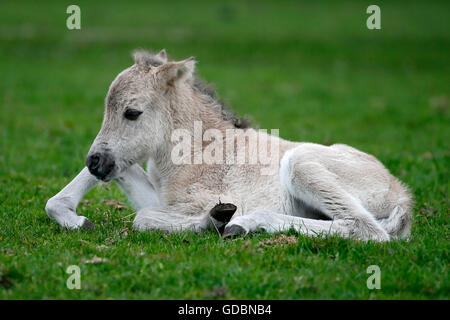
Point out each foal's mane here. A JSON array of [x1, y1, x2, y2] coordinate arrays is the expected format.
[[191, 76, 251, 129], [133, 50, 250, 129]]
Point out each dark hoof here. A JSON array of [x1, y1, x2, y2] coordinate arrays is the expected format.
[[210, 203, 237, 223], [217, 225, 226, 235], [81, 218, 96, 230], [222, 225, 247, 239]]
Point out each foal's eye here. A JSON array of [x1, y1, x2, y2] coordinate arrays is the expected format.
[[124, 109, 143, 120]]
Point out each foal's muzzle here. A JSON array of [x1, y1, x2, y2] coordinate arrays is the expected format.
[[86, 152, 115, 181]]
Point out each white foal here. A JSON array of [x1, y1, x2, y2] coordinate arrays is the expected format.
[[46, 50, 413, 242]]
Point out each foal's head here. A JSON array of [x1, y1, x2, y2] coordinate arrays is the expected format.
[[86, 49, 196, 181]]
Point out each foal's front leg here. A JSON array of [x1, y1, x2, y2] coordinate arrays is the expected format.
[[132, 196, 238, 234], [46, 164, 159, 229], [133, 207, 211, 232], [45, 167, 98, 229], [114, 164, 160, 210]]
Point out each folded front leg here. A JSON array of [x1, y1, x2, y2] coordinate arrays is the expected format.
[[46, 164, 160, 230], [133, 207, 210, 233], [114, 164, 160, 210], [45, 167, 98, 229]]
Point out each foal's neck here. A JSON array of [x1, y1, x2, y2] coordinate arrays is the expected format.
[[171, 85, 238, 133], [150, 85, 240, 178]]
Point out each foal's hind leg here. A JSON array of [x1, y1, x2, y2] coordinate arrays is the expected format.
[[223, 210, 347, 238], [280, 150, 389, 241], [224, 149, 390, 241]]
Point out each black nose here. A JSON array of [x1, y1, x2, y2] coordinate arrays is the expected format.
[[86, 152, 115, 180]]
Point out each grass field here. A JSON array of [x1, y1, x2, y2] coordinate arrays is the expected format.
[[0, 0, 449, 299]]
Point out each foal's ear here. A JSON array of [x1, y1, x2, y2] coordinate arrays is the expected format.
[[155, 49, 168, 63], [157, 57, 196, 86], [133, 49, 167, 71]]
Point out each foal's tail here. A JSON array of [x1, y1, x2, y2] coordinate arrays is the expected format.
[[379, 179, 414, 239]]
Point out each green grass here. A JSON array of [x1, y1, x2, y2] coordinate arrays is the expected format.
[[0, 0, 449, 299]]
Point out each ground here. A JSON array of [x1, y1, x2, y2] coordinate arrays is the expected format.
[[0, 0, 448, 299]]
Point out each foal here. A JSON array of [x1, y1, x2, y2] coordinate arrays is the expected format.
[[46, 50, 413, 241]]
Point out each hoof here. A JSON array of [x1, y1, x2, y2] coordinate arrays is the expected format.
[[210, 203, 237, 223], [81, 217, 95, 230], [222, 224, 247, 239], [217, 225, 226, 235]]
